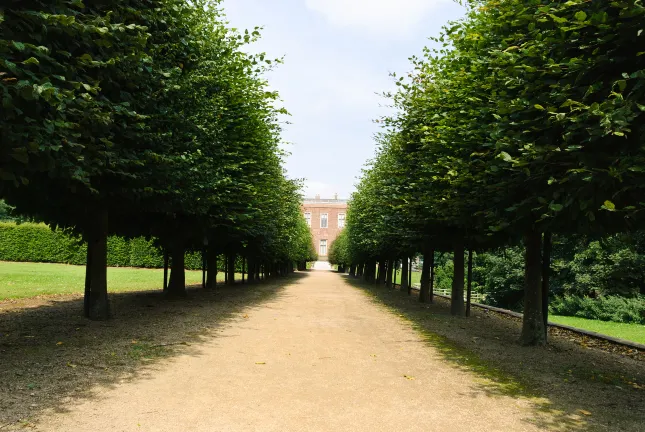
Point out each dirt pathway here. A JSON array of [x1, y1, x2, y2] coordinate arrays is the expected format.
[[37, 271, 543, 432]]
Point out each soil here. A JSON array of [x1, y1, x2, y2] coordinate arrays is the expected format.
[[0, 271, 642, 431]]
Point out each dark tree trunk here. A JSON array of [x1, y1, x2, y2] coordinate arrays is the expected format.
[[85, 207, 110, 320], [542, 232, 552, 340], [419, 246, 433, 303], [378, 260, 386, 285], [84, 245, 91, 318], [206, 248, 217, 290], [430, 252, 435, 300], [393, 260, 398, 289], [401, 257, 409, 293], [167, 242, 187, 297], [451, 240, 465, 316], [163, 249, 169, 291], [242, 256, 246, 284], [520, 228, 546, 346], [349, 264, 356, 277], [466, 249, 473, 317], [408, 258, 413, 295], [202, 248, 206, 289], [227, 253, 235, 285], [386, 259, 394, 288]]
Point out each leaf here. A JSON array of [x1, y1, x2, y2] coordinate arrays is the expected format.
[[12, 41, 25, 51], [603, 200, 616, 211], [549, 203, 563, 212], [534, 104, 545, 110], [255, 362, 266, 365], [22, 57, 40, 66], [403, 375, 415, 380], [574, 11, 587, 22]]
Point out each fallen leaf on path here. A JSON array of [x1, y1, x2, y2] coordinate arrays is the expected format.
[[67, 363, 77, 368], [403, 375, 415, 380], [255, 362, 266, 365], [56, 341, 63, 346], [577, 409, 592, 416], [243, 314, 249, 319]]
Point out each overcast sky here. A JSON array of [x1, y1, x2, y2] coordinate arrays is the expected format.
[[222, 0, 466, 199]]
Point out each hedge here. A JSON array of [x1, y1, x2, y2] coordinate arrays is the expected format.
[[0, 222, 204, 269], [550, 295, 645, 325]]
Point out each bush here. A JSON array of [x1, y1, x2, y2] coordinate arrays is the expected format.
[[550, 295, 645, 325], [0, 222, 211, 270]]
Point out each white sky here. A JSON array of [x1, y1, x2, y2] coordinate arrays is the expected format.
[[222, 0, 466, 199]]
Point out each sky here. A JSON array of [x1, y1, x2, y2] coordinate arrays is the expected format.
[[222, 0, 466, 199]]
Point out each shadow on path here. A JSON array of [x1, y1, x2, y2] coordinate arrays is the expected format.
[[0, 273, 307, 429], [343, 274, 645, 432]]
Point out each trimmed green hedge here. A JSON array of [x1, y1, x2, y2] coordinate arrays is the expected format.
[[0, 222, 204, 269]]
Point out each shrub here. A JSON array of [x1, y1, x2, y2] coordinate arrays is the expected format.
[[550, 295, 645, 325], [0, 222, 212, 270]]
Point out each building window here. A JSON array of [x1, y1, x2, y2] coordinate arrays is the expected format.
[[320, 213, 328, 228], [304, 212, 311, 227], [338, 213, 345, 228], [320, 239, 327, 256]]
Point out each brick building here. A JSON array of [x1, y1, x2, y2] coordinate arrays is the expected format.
[[302, 195, 348, 261]]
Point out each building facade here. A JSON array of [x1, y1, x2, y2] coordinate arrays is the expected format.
[[302, 195, 348, 261]]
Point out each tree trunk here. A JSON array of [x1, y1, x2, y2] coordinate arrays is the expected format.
[[349, 264, 356, 277], [227, 253, 235, 285], [542, 232, 552, 340], [386, 259, 394, 288], [84, 245, 91, 318], [419, 246, 433, 303], [242, 256, 246, 284], [430, 253, 435, 300], [401, 257, 409, 293], [167, 241, 187, 297], [378, 261, 386, 285], [408, 258, 413, 295], [202, 248, 206, 289], [466, 249, 473, 317], [206, 248, 217, 290], [163, 249, 169, 291], [85, 207, 110, 320], [393, 260, 398, 289], [520, 228, 546, 346], [451, 240, 465, 316]]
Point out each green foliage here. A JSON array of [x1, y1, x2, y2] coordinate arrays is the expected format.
[[328, 231, 349, 266], [563, 238, 645, 297], [0, 222, 206, 269], [550, 295, 645, 325]]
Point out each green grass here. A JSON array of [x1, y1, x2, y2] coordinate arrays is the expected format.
[[394, 270, 421, 286], [0, 261, 236, 300], [550, 315, 645, 345]]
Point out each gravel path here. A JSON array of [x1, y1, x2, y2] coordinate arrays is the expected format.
[[38, 271, 543, 431]]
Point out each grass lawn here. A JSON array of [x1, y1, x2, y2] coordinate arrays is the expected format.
[[550, 315, 645, 345], [0, 261, 235, 300], [393, 270, 422, 286]]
